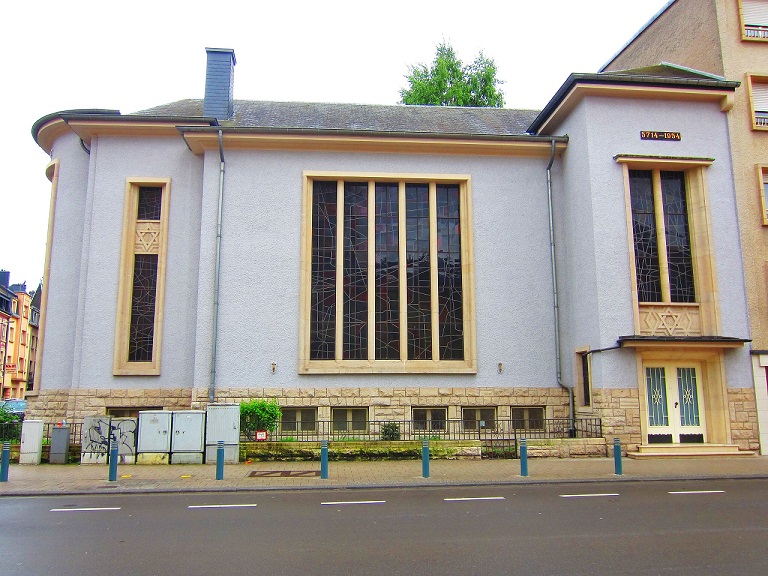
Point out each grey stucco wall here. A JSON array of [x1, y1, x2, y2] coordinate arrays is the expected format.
[[47, 136, 204, 391], [42, 139, 562, 392], [210, 150, 559, 390], [41, 132, 91, 390]]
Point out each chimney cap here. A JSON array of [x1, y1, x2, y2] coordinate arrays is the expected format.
[[205, 47, 236, 65]]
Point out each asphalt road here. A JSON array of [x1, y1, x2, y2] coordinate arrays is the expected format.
[[1, 479, 766, 576]]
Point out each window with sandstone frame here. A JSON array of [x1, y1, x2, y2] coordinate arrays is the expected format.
[[747, 75, 768, 129], [299, 173, 476, 374], [759, 165, 768, 226], [617, 157, 719, 338], [739, 0, 768, 40], [113, 178, 170, 376]]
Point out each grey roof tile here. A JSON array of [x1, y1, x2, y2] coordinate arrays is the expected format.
[[132, 100, 541, 136]]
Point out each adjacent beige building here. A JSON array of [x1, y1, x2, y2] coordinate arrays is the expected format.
[[602, 0, 768, 453]]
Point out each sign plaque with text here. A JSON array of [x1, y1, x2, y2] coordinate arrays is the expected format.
[[641, 131, 681, 141]]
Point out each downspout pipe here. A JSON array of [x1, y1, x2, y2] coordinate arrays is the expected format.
[[209, 130, 225, 403], [546, 138, 575, 437]]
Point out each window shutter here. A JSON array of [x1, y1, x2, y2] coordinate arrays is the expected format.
[[752, 81, 768, 112], [742, 0, 768, 26]]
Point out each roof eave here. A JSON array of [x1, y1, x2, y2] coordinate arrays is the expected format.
[[528, 74, 739, 135]]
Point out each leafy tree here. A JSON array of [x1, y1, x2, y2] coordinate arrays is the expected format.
[[400, 42, 505, 107]]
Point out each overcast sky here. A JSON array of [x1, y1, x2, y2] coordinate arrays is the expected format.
[[1, 0, 671, 290]]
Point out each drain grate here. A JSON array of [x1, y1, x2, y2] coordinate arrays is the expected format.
[[248, 470, 321, 478]]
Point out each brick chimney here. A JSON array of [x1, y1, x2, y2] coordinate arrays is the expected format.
[[203, 48, 236, 121]]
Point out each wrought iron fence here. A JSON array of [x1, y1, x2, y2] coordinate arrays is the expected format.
[[241, 417, 602, 443], [43, 422, 84, 445], [0, 421, 23, 443]]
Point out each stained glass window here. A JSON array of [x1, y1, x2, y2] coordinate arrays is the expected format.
[[661, 172, 695, 303], [308, 178, 467, 367], [629, 170, 662, 302], [677, 367, 700, 427], [406, 184, 432, 360], [343, 183, 368, 360], [310, 181, 337, 360], [646, 367, 669, 427], [629, 170, 694, 303], [437, 184, 463, 360], [127, 187, 163, 363], [375, 183, 400, 360], [128, 254, 158, 362], [137, 187, 162, 220]]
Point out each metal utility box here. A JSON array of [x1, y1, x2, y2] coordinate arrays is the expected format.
[[205, 404, 240, 464], [137, 410, 172, 464], [49, 425, 70, 464], [171, 410, 205, 464], [111, 417, 138, 464], [19, 420, 44, 465], [81, 415, 111, 464]]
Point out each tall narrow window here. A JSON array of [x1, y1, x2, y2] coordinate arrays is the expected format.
[[310, 181, 337, 360], [629, 170, 694, 303], [437, 184, 464, 360], [375, 183, 400, 360], [302, 174, 474, 373], [114, 179, 170, 375], [343, 182, 368, 360], [406, 184, 432, 360]]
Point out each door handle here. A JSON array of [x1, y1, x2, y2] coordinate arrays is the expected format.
[[674, 402, 679, 408]]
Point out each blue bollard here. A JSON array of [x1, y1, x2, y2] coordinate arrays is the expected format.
[[1, 441, 10, 482], [613, 437, 623, 475], [108, 437, 118, 482], [216, 440, 224, 481], [520, 438, 529, 477], [422, 439, 430, 478], [320, 439, 329, 479]]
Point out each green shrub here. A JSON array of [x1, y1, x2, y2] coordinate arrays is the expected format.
[[0, 405, 21, 424], [380, 422, 401, 441], [240, 399, 282, 433]]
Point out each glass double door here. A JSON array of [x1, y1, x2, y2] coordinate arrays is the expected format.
[[644, 363, 706, 444]]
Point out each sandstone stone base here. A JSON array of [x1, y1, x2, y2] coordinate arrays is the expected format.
[[26, 386, 572, 422]]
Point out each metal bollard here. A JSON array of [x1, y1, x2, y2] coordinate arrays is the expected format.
[[422, 439, 430, 478], [216, 440, 224, 481], [108, 436, 119, 482], [320, 440, 329, 479], [520, 438, 529, 477], [613, 437, 623, 475], [1, 441, 10, 482]]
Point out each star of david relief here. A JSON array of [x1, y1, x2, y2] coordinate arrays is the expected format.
[[134, 223, 160, 254], [640, 306, 701, 337]]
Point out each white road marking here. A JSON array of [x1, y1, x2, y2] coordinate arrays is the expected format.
[[50, 507, 121, 512], [321, 500, 386, 506], [559, 493, 620, 498], [444, 497, 506, 502], [668, 490, 725, 495], [187, 504, 259, 509]]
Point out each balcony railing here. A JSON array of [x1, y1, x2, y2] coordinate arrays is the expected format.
[[745, 25, 768, 39], [755, 111, 768, 127]]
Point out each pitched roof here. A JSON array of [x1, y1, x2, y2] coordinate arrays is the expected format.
[[528, 65, 739, 134], [133, 99, 541, 137]]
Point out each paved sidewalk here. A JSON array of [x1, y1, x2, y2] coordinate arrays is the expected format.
[[2, 455, 768, 496]]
